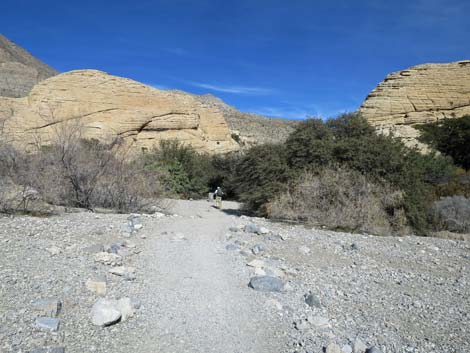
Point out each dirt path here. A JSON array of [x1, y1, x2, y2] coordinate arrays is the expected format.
[[134, 200, 286, 352]]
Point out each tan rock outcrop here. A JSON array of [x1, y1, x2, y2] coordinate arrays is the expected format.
[[0, 70, 239, 154], [359, 61, 470, 149]]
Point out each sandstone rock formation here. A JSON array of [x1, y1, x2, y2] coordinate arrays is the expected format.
[[193, 94, 299, 147], [359, 61, 470, 149], [0, 70, 239, 154], [0, 34, 58, 98]]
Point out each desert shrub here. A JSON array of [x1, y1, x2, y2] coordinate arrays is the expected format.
[[140, 140, 213, 198], [285, 113, 454, 233], [416, 115, 470, 170], [431, 196, 470, 233], [433, 169, 470, 198], [0, 137, 163, 213], [233, 143, 290, 215], [268, 167, 407, 235]]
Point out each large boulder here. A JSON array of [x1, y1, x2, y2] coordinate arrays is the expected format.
[[359, 61, 470, 150], [0, 70, 239, 154]]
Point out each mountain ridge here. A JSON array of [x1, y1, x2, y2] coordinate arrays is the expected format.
[[0, 34, 58, 98]]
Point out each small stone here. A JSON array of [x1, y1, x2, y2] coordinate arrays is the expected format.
[[133, 224, 143, 230], [35, 317, 60, 332], [254, 267, 266, 276], [115, 297, 136, 321], [45, 246, 61, 256], [172, 233, 186, 241], [342, 345, 353, 353], [244, 223, 260, 234], [248, 276, 284, 292], [283, 282, 294, 291], [298, 245, 311, 254], [304, 292, 321, 308], [130, 297, 141, 309], [251, 244, 265, 255], [229, 226, 240, 232], [91, 299, 121, 326], [94, 252, 122, 266], [86, 277, 107, 296], [258, 227, 269, 234], [106, 242, 125, 254], [351, 243, 360, 251], [32, 298, 61, 317], [325, 343, 342, 353], [225, 244, 240, 251], [264, 266, 285, 279], [353, 338, 368, 353], [308, 315, 330, 328], [247, 259, 265, 268], [365, 347, 382, 353]]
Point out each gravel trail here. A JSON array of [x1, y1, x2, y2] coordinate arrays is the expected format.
[[134, 200, 286, 352], [1, 199, 469, 353]]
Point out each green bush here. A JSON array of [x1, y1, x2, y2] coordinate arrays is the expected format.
[[235, 113, 455, 234], [140, 140, 213, 198], [416, 115, 470, 170], [234, 143, 290, 215]]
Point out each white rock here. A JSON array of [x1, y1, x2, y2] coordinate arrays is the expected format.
[[115, 297, 135, 321], [247, 259, 265, 268], [258, 227, 270, 234], [308, 315, 330, 328], [94, 252, 122, 266], [298, 245, 311, 254], [326, 343, 342, 353], [254, 267, 266, 276], [91, 299, 121, 326], [353, 338, 368, 353], [86, 277, 107, 296], [45, 246, 61, 256]]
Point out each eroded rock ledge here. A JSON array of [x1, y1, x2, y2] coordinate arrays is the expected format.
[[359, 61, 470, 149], [0, 70, 239, 154]]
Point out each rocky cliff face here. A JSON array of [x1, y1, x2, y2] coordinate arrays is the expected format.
[[0, 70, 239, 154], [359, 61, 470, 149], [0, 34, 58, 98], [193, 94, 299, 147]]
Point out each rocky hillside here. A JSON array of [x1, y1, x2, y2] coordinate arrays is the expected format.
[[0, 34, 58, 98], [193, 94, 299, 147], [0, 70, 240, 154], [0, 35, 297, 153], [359, 61, 470, 149]]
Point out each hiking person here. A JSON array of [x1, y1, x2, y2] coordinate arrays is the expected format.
[[214, 186, 224, 209]]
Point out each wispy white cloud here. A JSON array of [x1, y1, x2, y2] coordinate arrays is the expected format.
[[247, 104, 358, 120], [188, 81, 274, 95], [246, 106, 311, 120]]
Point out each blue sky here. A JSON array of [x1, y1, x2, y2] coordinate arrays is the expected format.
[[1, 0, 469, 119]]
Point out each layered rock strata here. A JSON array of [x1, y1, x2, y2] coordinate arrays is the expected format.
[[359, 61, 470, 149], [0, 70, 239, 154]]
